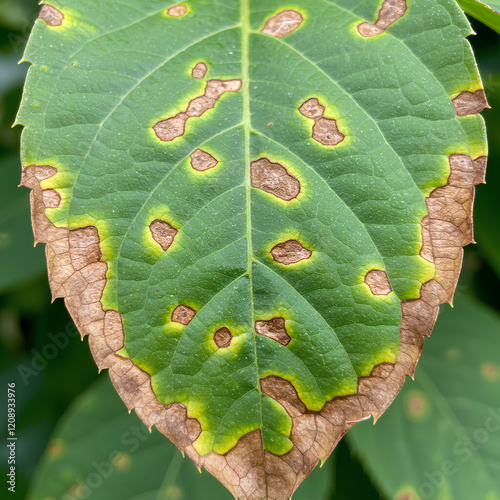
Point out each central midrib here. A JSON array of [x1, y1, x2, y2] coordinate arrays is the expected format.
[[241, 0, 268, 474]]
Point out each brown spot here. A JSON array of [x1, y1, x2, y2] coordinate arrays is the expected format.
[[172, 305, 196, 325], [192, 62, 208, 80], [261, 10, 304, 38], [190, 149, 218, 171], [406, 390, 430, 421], [312, 118, 344, 146], [149, 219, 178, 251], [357, 0, 407, 37], [395, 489, 418, 500], [42, 189, 61, 208], [271, 240, 312, 265], [266, 122, 273, 127], [298, 98, 325, 120], [38, 4, 64, 26], [67, 484, 86, 499], [214, 327, 232, 348], [364, 270, 392, 295], [299, 98, 344, 146], [251, 158, 300, 201], [153, 79, 241, 142], [167, 4, 187, 17], [481, 362, 500, 382], [255, 317, 291, 346], [452, 90, 489, 116], [47, 440, 65, 458], [111, 452, 131, 470]]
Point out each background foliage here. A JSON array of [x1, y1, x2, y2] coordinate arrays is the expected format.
[[0, 1, 499, 499]]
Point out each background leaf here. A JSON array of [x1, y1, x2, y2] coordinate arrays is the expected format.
[[347, 295, 500, 500], [457, 0, 500, 33]]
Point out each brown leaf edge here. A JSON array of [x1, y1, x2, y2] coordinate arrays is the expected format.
[[20, 9, 487, 500]]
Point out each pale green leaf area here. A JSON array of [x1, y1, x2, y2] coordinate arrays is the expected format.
[[0, 155, 46, 291], [457, 0, 500, 33], [27, 376, 332, 500], [348, 295, 500, 500], [18, 0, 486, 458]]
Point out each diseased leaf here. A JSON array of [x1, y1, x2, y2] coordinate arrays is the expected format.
[[347, 295, 500, 500], [18, 0, 487, 498], [457, 0, 500, 33]]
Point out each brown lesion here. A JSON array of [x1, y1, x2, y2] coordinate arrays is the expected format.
[[364, 270, 392, 296], [299, 98, 344, 146], [357, 0, 407, 37], [192, 62, 208, 80], [153, 79, 241, 142], [42, 189, 61, 208], [271, 240, 312, 265], [172, 305, 196, 325], [251, 158, 300, 201], [38, 4, 64, 26], [190, 149, 218, 171], [452, 90, 489, 116], [261, 10, 304, 38], [255, 317, 291, 346], [149, 219, 178, 251], [167, 4, 187, 17], [214, 327, 232, 348]]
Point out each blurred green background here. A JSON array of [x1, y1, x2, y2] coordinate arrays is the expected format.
[[0, 1, 499, 499]]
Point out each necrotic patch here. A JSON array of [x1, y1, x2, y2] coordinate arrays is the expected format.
[[299, 98, 344, 146], [364, 270, 392, 295], [214, 327, 232, 348], [255, 318, 291, 346], [172, 305, 196, 325], [42, 189, 61, 208], [167, 5, 187, 17], [149, 219, 178, 251], [251, 158, 300, 201], [192, 62, 208, 80], [38, 4, 64, 26], [153, 79, 241, 142], [261, 10, 303, 38], [452, 90, 489, 116], [190, 149, 218, 171], [271, 240, 312, 265], [357, 0, 407, 37]]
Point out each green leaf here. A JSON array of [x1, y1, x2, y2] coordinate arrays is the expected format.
[[18, 0, 487, 497], [27, 375, 333, 500], [457, 0, 500, 33], [347, 295, 500, 500]]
